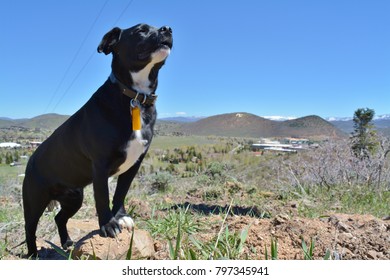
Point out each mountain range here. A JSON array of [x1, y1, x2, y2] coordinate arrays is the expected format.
[[166, 113, 344, 139], [1, 112, 390, 139], [325, 115, 390, 135], [325, 114, 390, 122], [161, 114, 390, 137], [0, 114, 69, 130]]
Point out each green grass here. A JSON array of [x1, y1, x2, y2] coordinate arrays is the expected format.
[[0, 164, 25, 183], [0, 208, 20, 223], [145, 205, 201, 240], [301, 238, 315, 260], [289, 184, 390, 218], [151, 136, 219, 150], [144, 202, 252, 260], [0, 239, 8, 260], [1, 134, 390, 259], [188, 225, 250, 260], [339, 186, 390, 216], [265, 238, 278, 260]]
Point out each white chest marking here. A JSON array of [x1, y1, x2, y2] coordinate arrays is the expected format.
[[130, 47, 171, 94], [115, 134, 147, 176], [130, 64, 154, 94], [116, 47, 170, 176]]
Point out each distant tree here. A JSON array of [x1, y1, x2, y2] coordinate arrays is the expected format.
[[13, 150, 20, 162], [350, 108, 378, 159], [5, 152, 13, 165]]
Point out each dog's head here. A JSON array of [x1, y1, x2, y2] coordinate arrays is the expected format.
[[98, 24, 173, 94]]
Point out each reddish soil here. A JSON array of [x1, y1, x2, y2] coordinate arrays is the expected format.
[[3, 200, 389, 260], [153, 212, 389, 260]]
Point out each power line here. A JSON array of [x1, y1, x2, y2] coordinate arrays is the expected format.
[[47, 0, 135, 114], [51, 50, 95, 112], [113, 0, 134, 26], [44, 0, 110, 114]]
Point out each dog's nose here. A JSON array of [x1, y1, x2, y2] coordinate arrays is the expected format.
[[159, 26, 172, 35]]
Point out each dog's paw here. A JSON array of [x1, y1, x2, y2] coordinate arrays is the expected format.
[[140, 139, 148, 146], [100, 218, 121, 238], [118, 216, 135, 231], [62, 239, 74, 250]]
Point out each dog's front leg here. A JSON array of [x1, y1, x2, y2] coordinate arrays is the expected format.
[[92, 164, 121, 237], [112, 153, 146, 231]]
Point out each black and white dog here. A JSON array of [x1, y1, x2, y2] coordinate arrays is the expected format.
[[22, 23, 173, 257]]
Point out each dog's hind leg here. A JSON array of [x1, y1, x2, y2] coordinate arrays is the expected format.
[[55, 188, 84, 249], [22, 181, 51, 258]]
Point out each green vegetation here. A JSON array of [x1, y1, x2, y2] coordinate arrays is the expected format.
[[151, 135, 218, 150], [146, 206, 201, 239], [1, 127, 389, 259], [265, 238, 278, 260], [351, 108, 379, 159]]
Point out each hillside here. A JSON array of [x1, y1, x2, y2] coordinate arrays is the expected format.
[[180, 113, 345, 139], [1, 113, 346, 140], [180, 113, 277, 138], [279, 115, 346, 139], [330, 118, 390, 136], [1, 132, 389, 260], [0, 114, 69, 131]]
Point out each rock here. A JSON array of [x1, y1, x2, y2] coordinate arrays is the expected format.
[[341, 232, 354, 239], [273, 214, 289, 226], [67, 219, 155, 260], [72, 229, 155, 260], [289, 201, 298, 208], [366, 250, 378, 259], [337, 221, 350, 233]]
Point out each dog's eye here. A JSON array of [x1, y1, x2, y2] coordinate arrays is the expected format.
[[135, 28, 148, 35]]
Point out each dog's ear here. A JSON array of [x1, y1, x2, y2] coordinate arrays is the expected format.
[[97, 27, 122, 55]]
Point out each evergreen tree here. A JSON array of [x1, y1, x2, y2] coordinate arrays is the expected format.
[[350, 108, 378, 159], [13, 150, 20, 162], [5, 152, 13, 165]]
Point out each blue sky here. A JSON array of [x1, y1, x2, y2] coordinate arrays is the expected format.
[[1, 0, 389, 119]]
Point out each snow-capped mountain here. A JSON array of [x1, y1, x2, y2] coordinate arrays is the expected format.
[[261, 116, 297, 121], [375, 114, 390, 120], [325, 117, 353, 122], [326, 114, 390, 122], [327, 113, 390, 135]]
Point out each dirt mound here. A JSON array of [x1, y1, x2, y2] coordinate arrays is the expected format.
[[128, 199, 389, 260], [3, 210, 388, 260], [187, 213, 389, 260]]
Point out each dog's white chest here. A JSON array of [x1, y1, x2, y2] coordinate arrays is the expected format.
[[115, 133, 147, 176]]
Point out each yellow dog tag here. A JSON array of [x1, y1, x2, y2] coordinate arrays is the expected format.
[[132, 106, 141, 130]]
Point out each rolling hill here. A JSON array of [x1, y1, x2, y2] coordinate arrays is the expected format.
[[329, 118, 390, 136], [179, 112, 346, 139], [279, 115, 346, 139], [1, 112, 348, 140], [180, 113, 277, 138], [0, 114, 69, 131]]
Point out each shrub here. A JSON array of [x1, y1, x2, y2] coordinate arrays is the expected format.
[[284, 136, 390, 190], [205, 162, 225, 178], [196, 174, 212, 186], [149, 172, 174, 192]]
